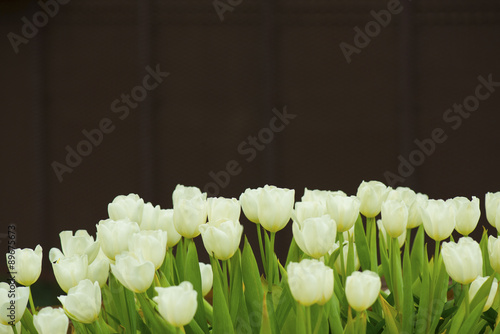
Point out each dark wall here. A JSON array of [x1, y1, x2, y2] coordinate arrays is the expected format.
[[1, 0, 500, 282]]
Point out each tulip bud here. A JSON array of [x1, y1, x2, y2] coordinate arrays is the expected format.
[[287, 259, 333, 306], [356, 180, 389, 218], [345, 270, 381, 312], [173, 194, 207, 238], [59, 230, 100, 264], [96, 219, 140, 261], [239, 188, 261, 223], [452, 196, 481, 236], [7, 245, 43, 286], [257, 185, 295, 232], [172, 184, 206, 207], [326, 195, 360, 233], [292, 215, 337, 259], [442, 237, 482, 284], [110, 252, 155, 293], [0, 283, 29, 325], [87, 250, 110, 287], [407, 193, 428, 229], [485, 192, 500, 229], [420, 199, 456, 241], [381, 200, 408, 238], [141, 205, 182, 248], [207, 197, 240, 223], [129, 230, 168, 269], [58, 279, 101, 324], [154, 282, 198, 327], [199, 263, 213, 296], [199, 220, 243, 260], [51, 254, 88, 293], [330, 241, 361, 274], [377, 219, 406, 248], [469, 276, 498, 312], [302, 188, 346, 205], [292, 201, 326, 224], [33, 307, 69, 334], [108, 193, 145, 223], [488, 236, 500, 274]]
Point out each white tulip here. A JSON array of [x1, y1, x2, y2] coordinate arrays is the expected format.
[[407, 193, 428, 229], [377, 219, 406, 248], [108, 193, 145, 223], [154, 282, 198, 327], [292, 201, 326, 224], [442, 237, 482, 284], [172, 185, 206, 207], [207, 197, 240, 223], [0, 283, 29, 325], [111, 252, 155, 293], [6, 245, 42, 286], [420, 199, 456, 241], [357, 181, 389, 218], [293, 215, 337, 259], [485, 192, 500, 229], [58, 279, 101, 324], [173, 194, 207, 238], [257, 185, 295, 232], [87, 250, 110, 287], [326, 195, 360, 233], [96, 219, 140, 261], [0, 322, 21, 334], [129, 230, 168, 269], [33, 307, 69, 334], [488, 236, 500, 274], [287, 259, 333, 306], [141, 205, 182, 248], [199, 220, 243, 260], [51, 254, 88, 293], [302, 188, 346, 205], [329, 241, 361, 274], [239, 188, 261, 223], [199, 263, 213, 296], [381, 200, 408, 238], [452, 196, 481, 236], [345, 270, 381, 312], [59, 230, 100, 264], [469, 276, 498, 312]]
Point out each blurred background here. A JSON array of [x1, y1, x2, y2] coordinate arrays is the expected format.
[[1, 0, 500, 305]]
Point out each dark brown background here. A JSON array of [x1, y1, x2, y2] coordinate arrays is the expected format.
[[1, 0, 500, 302]]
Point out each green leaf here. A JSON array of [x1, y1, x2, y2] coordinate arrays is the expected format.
[[241, 237, 263, 334], [415, 247, 430, 334], [410, 226, 425, 284], [354, 214, 371, 271], [184, 240, 208, 333], [326, 293, 343, 334], [480, 228, 494, 277], [428, 254, 449, 333], [210, 256, 234, 333], [229, 250, 244, 329], [379, 231, 392, 293], [285, 237, 301, 268], [402, 239, 414, 334], [276, 264, 294, 330], [108, 272, 137, 334], [295, 304, 307, 334], [20, 308, 37, 334], [175, 238, 185, 282], [136, 292, 176, 333], [379, 295, 401, 334]]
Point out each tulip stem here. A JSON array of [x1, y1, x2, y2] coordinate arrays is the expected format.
[[406, 229, 411, 250], [435, 241, 440, 261], [338, 232, 346, 282], [11, 325, 18, 334], [305, 305, 312, 334], [28, 286, 37, 315], [268, 232, 276, 289], [222, 260, 229, 302], [256, 224, 267, 277], [367, 217, 378, 271], [463, 284, 470, 317]]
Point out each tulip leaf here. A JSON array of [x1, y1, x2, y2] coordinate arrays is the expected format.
[[210, 256, 234, 333], [101, 284, 122, 331], [176, 238, 185, 282], [354, 214, 371, 271], [379, 232, 392, 293], [326, 288, 343, 333], [379, 294, 401, 334], [410, 226, 425, 284], [241, 237, 264, 334], [108, 272, 137, 334], [415, 247, 430, 334], [136, 292, 176, 333], [20, 308, 37, 334], [229, 250, 244, 329], [428, 254, 449, 333], [480, 229, 494, 276], [448, 300, 466, 334], [285, 237, 301, 268], [185, 240, 208, 333], [402, 240, 414, 334], [276, 263, 295, 330], [390, 237, 404, 316]]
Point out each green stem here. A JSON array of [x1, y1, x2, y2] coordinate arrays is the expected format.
[[338, 232, 346, 282], [257, 224, 267, 277], [464, 284, 470, 317], [203, 298, 214, 324], [367, 217, 378, 271], [391, 236, 403, 320], [305, 305, 312, 334], [28, 286, 37, 315], [354, 310, 367, 333], [176, 326, 183, 334], [11, 325, 18, 334], [406, 229, 411, 250], [435, 240, 440, 261], [268, 232, 276, 289], [222, 260, 229, 303], [312, 305, 324, 334]]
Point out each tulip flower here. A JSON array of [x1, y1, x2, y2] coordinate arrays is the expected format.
[[173, 193, 207, 238], [0, 322, 21, 334], [442, 237, 482, 284], [141, 205, 182, 248], [329, 241, 361, 274], [110, 252, 155, 293], [207, 197, 240, 223], [6, 245, 42, 286], [292, 215, 337, 259], [0, 283, 29, 325], [108, 193, 145, 223], [394, 187, 417, 206], [287, 259, 334, 306], [485, 192, 500, 229], [292, 201, 326, 224], [239, 187, 261, 223], [172, 184, 206, 207], [381, 200, 408, 238], [199, 263, 213, 296], [58, 230, 100, 264], [345, 270, 381, 312], [257, 185, 295, 232], [87, 250, 110, 287], [154, 282, 198, 327], [488, 236, 500, 274], [377, 220, 406, 248], [419, 199, 456, 241], [407, 193, 428, 229], [356, 180, 389, 218], [58, 279, 101, 324], [326, 195, 360, 232], [302, 188, 346, 205], [129, 230, 168, 269], [33, 307, 69, 334], [51, 254, 88, 293], [452, 196, 480, 236], [96, 219, 140, 261], [199, 220, 243, 260], [469, 276, 498, 312]]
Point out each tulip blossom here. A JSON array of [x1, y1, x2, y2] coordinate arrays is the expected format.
[[377, 219, 406, 248], [33, 307, 69, 334], [287, 259, 334, 306], [58, 230, 100, 264], [292, 201, 326, 224], [108, 193, 145, 223], [488, 236, 500, 274], [199, 220, 243, 260], [452, 196, 481, 236], [141, 205, 182, 248], [0, 322, 21, 334], [293, 215, 337, 259], [356, 180, 389, 218], [87, 250, 110, 287], [469, 276, 498, 312], [172, 184, 206, 207], [485, 192, 500, 229], [257, 185, 295, 232], [0, 283, 29, 325], [7, 245, 43, 286], [129, 230, 168, 269], [199, 263, 213, 296], [96, 219, 140, 261], [345, 270, 381, 312], [154, 282, 198, 327], [58, 279, 101, 324], [420, 199, 456, 241], [394, 187, 417, 206], [442, 237, 482, 284], [173, 193, 208, 238], [326, 195, 361, 232], [111, 252, 155, 293], [381, 200, 408, 238], [302, 188, 346, 206], [239, 187, 261, 223], [207, 197, 240, 223], [51, 254, 88, 293], [407, 193, 428, 229]]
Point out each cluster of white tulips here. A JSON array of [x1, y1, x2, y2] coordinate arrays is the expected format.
[[2, 182, 500, 333]]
